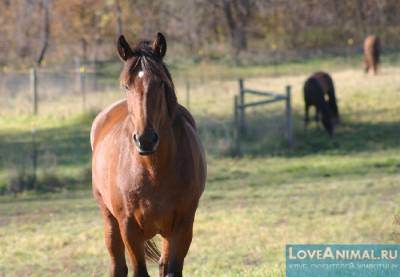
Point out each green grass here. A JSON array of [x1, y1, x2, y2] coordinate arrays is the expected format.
[[0, 57, 400, 275], [1, 155, 399, 276]]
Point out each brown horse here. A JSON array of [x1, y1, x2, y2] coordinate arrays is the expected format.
[[303, 73, 335, 135], [91, 33, 206, 277], [364, 35, 380, 75], [312, 71, 339, 124]]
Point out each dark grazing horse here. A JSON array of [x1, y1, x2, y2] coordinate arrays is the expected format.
[[91, 33, 206, 277], [364, 35, 380, 75], [303, 74, 334, 135], [312, 71, 339, 124]]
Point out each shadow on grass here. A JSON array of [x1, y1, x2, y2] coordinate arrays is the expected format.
[[0, 119, 92, 169], [195, 110, 400, 157], [293, 120, 400, 156], [0, 109, 398, 164], [0, 107, 398, 193], [0, 113, 95, 193]]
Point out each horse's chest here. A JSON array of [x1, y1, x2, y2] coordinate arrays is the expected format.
[[129, 192, 178, 236], [121, 174, 182, 234]]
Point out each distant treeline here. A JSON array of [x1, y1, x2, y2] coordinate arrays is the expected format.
[[1, 0, 400, 67]]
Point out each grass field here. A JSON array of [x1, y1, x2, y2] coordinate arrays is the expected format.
[[0, 58, 400, 276]]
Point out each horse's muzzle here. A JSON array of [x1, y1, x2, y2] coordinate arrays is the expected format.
[[132, 130, 159, 155]]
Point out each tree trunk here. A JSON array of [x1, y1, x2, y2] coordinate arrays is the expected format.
[[36, 0, 50, 66], [81, 38, 87, 61], [79, 0, 87, 61], [223, 0, 251, 55], [355, 0, 367, 38], [115, 0, 123, 37]]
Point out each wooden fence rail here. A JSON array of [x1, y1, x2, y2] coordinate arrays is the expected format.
[[233, 78, 293, 155]]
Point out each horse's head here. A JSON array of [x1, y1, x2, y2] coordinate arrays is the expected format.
[[117, 33, 177, 155]]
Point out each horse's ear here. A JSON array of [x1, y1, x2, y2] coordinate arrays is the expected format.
[[152, 32, 167, 59], [117, 35, 133, 61]]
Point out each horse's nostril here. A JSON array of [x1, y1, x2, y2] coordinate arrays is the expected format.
[[133, 133, 141, 147], [141, 131, 158, 146], [152, 132, 159, 144], [133, 130, 159, 152]]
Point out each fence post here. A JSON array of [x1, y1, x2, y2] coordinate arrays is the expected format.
[[239, 78, 245, 133], [285, 85, 293, 147], [75, 57, 86, 111], [92, 58, 99, 91], [31, 127, 37, 189], [30, 68, 38, 115], [186, 78, 190, 110], [233, 95, 241, 155]]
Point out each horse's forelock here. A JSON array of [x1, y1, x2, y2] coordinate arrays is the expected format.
[[123, 41, 169, 82]]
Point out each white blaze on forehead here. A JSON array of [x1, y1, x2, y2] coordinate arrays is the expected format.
[[138, 71, 144, 78]]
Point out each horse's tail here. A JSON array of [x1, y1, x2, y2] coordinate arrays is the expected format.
[[373, 37, 380, 64], [144, 239, 161, 263]]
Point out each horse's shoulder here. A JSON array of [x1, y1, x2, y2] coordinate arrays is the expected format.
[[305, 75, 320, 90], [312, 72, 329, 93], [90, 99, 128, 151], [174, 105, 206, 186], [174, 104, 196, 130], [173, 104, 204, 152]]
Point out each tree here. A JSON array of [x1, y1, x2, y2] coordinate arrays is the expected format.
[[36, 0, 51, 66], [222, 0, 252, 54]]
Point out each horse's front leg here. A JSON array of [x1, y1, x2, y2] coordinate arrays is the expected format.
[[103, 211, 128, 277], [304, 104, 310, 129], [94, 190, 128, 277], [162, 216, 195, 277], [372, 61, 378, 75], [119, 218, 149, 277], [315, 107, 320, 128], [364, 58, 370, 74]]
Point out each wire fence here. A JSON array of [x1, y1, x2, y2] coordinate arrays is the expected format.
[[3, 55, 399, 193], [0, 62, 115, 115]]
